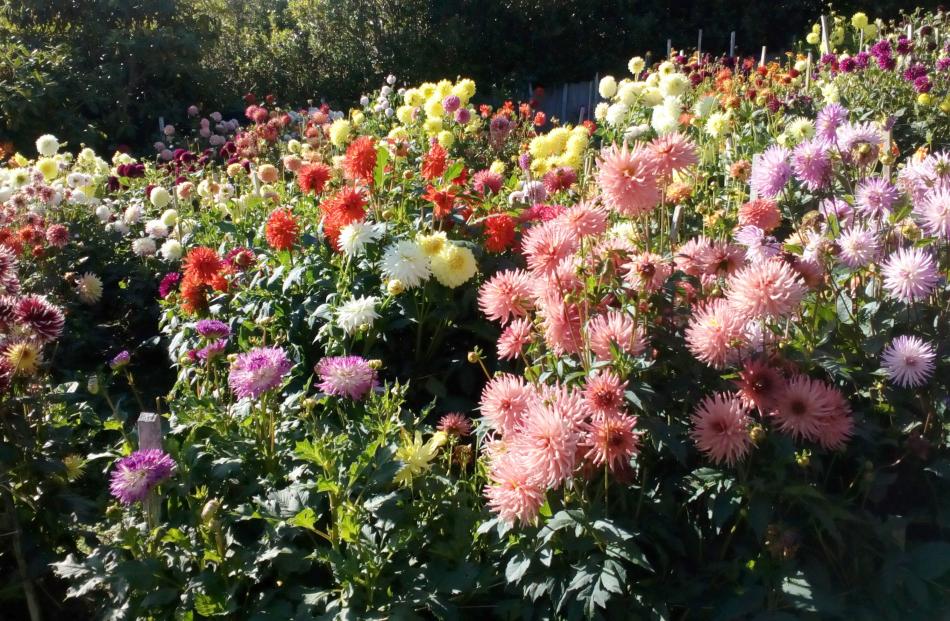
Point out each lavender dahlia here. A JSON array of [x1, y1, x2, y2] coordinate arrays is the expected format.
[[750, 145, 792, 198], [881, 336, 936, 388], [315, 355, 377, 400], [881, 247, 940, 303], [109, 350, 131, 370], [195, 319, 230, 339], [228, 346, 292, 399], [109, 449, 176, 504]]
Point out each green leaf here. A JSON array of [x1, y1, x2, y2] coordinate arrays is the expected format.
[[290, 507, 318, 531], [505, 552, 531, 584], [374, 145, 390, 188]]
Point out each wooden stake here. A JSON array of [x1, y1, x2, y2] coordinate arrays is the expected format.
[[137, 412, 163, 528], [806, 52, 812, 88], [697, 29, 703, 57], [820, 15, 830, 54], [729, 31, 736, 57], [667, 39, 672, 59], [760, 46, 766, 67]]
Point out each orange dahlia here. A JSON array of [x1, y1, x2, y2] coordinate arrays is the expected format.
[[265, 208, 300, 251], [180, 272, 208, 314], [182, 246, 223, 285], [320, 186, 366, 250]]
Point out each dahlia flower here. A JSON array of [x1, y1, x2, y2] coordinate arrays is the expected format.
[[596, 143, 661, 216], [195, 319, 230, 339], [791, 139, 831, 191], [582, 370, 628, 417], [336, 296, 379, 334], [437, 413, 473, 437], [109, 449, 176, 505], [726, 259, 807, 321], [380, 240, 431, 289], [228, 346, 292, 399], [739, 198, 781, 232], [521, 221, 577, 275], [497, 317, 534, 360], [338, 221, 382, 257], [685, 299, 747, 368], [733, 357, 783, 412], [770, 376, 836, 442], [918, 187, 950, 238], [315, 355, 377, 400], [512, 401, 579, 488], [690, 393, 752, 465], [15, 295, 65, 342], [647, 132, 698, 180], [430, 243, 477, 288], [76, 272, 103, 304], [587, 310, 647, 361], [881, 335, 936, 387], [484, 453, 546, 525], [581, 412, 640, 472], [750, 145, 792, 198], [479, 374, 538, 437], [855, 177, 900, 218], [881, 247, 939, 303], [478, 269, 534, 325]]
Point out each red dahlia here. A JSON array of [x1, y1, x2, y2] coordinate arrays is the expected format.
[[15, 294, 65, 342], [297, 162, 332, 194], [483, 213, 516, 253], [343, 136, 377, 185], [421, 143, 448, 180]]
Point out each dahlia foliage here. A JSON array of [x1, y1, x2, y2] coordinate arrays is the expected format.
[[2, 8, 950, 621]]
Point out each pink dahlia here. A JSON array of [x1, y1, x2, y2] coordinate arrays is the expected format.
[[315, 355, 376, 400], [855, 177, 900, 218], [738, 198, 781, 232], [596, 142, 660, 217], [791, 139, 832, 191], [587, 310, 647, 361], [540, 300, 584, 355], [697, 240, 746, 277], [814, 385, 854, 450], [726, 259, 807, 321], [15, 295, 65, 342], [881, 247, 940, 303], [690, 393, 752, 465], [881, 335, 936, 387], [511, 400, 579, 488], [581, 412, 640, 473], [647, 132, 698, 180], [624, 251, 672, 292], [497, 317, 534, 360], [919, 187, 950, 238], [521, 221, 577, 275], [685, 298, 747, 368], [472, 169, 503, 195], [0, 246, 19, 295], [556, 201, 608, 238], [542, 167, 578, 193], [478, 269, 535, 325], [109, 449, 176, 505], [229, 346, 292, 399], [437, 412, 473, 437], [815, 103, 848, 141], [675, 237, 713, 276], [837, 225, 880, 268], [770, 376, 835, 442], [479, 374, 538, 437], [750, 145, 792, 198], [733, 357, 783, 412], [582, 370, 628, 417], [484, 453, 546, 525]]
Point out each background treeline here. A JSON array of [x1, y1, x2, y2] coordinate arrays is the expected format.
[[0, 0, 940, 154]]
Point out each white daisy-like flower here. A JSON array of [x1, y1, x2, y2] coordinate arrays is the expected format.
[[881, 335, 936, 387], [339, 222, 383, 257], [336, 296, 380, 334], [380, 240, 430, 289]]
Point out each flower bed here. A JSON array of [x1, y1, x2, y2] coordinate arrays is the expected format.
[[2, 9, 950, 620]]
